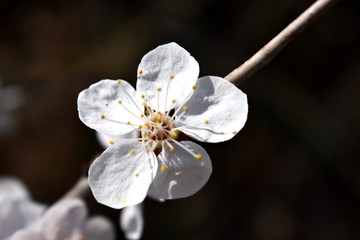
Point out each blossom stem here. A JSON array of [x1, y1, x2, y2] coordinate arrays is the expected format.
[[225, 0, 338, 86]]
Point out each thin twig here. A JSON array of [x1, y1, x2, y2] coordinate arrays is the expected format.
[[225, 0, 338, 85]]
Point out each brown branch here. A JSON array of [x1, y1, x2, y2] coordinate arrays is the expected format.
[[225, 0, 339, 85]]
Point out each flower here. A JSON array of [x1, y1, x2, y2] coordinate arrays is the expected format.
[[0, 177, 45, 240], [77, 42, 248, 209], [8, 198, 115, 240]]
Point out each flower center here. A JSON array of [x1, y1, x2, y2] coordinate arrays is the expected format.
[[141, 109, 179, 153]]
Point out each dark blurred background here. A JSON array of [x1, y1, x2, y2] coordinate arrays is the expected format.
[[1, 0, 359, 239]]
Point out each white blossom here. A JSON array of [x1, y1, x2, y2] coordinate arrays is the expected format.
[[0, 177, 45, 240], [8, 198, 115, 240], [77, 42, 248, 209]]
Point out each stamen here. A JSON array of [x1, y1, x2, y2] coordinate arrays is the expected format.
[[118, 82, 143, 114], [161, 166, 166, 172], [204, 120, 209, 124], [164, 75, 174, 111], [172, 85, 196, 119], [130, 149, 136, 154], [117, 79, 121, 84], [192, 85, 196, 90], [172, 139, 202, 160], [156, 88, 161, 111], [109, 141, 114, 145], [138, 70, 143, 75], [117, 100, 145, 121], [101, 114, 105, 119], [164, 140, 175, 153]]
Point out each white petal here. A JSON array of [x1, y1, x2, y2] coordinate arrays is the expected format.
[[88, 141, 157, 209], [137, 42, 199, 112], [176, 76, 248, 142], [78, 79, 144, 136], [120, 203, 144, 240], [8, 230, 43, 240], [0, 177, 30, 200], [146, 185, 165, 202], [150, 141, 212, 199], [96, 130, 139, 149], [41, 199, 87, 240], [0, 199, 45, 240], [76, 216, 115, 240]]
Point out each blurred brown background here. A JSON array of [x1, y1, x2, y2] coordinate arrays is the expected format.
[[1, 0, 359, 239]]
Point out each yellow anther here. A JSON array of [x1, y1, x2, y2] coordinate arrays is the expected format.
[[101, 114, 105, 119], [121, 199, 126, 204], [170, 130, 179, 139], [154, 125, 158, 129], [131, 149, 136, 154], [145, 109, 150, 115], [170, 147, 175, 153], [192, 85, 196, 90], [135, 173, 139, 177], [117, 79, 121, 84], [109, 141, 114, 145], [144, 122, 149, 127], [149, 133, 154, 138], [196, 154, 202, 160], [118, 100, 122, 104], [146, 148, 150, 152], [204, 120, 209, 124], [161, 166, 166, 172], [155, 117, 161, 123], [183, 106, 188, 112], [138, 69, 143, 75], [140, 114, 144, 118], [127, 121, 131, 125], [172, 99, 176, 103], [157, 88, 162, 91], [96, 185, 101, 188], [141, 94, 145, 99], [56, 226, 62, 233], [170, 74, 174, 79], [138, 125, 143, 129], [161, 118, 165, 123]]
